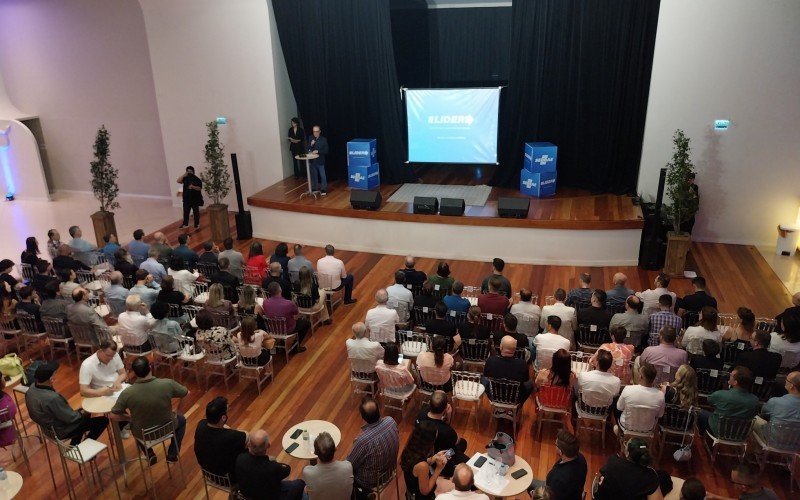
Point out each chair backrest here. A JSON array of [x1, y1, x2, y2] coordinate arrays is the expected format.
[[721, 340, 751, 367], [761, 421, 800, 452], [316, 273, 340, 291], [625, 330, 645, 347], [653, 363, 677, 386], [661, 404, 697, 432], [19, 263, 35, 282], [534, 347, 556, 372], [577, 390, 613, 414], [573, 298, 591, 312], [167, 303, 183, 319], [570, 351, 590, 375], [445, 310, 467, 325], [151, 330, 182, 355], [122, 275, 136, 289], [397, 330, 429, 356], [536, 384, 570, 410], [292, 292, 316, 309], [264, 316, 288, 336], [622, 404, 661, 433], [191, 281, 209, 300], [515, 313, 538, 336], [0, 317, 19, 333], [451, 371, 483, 399], [75, 269, 96, 285], [15, 312, 40, 334], [755, 317, 777, 333], [196, 262, 220, 279], [42, 317, 70, 340], [460, 339, 490, 363], [513, 347, 528, 361], [417, 366, 446, 393], [236, 345, 264, 368], [476, 313, 504, 333], [198, 339, 235, 363], [141, 419, 176, 444], [606, 302, 626, 315], [488, 378, 521, 405], [370, 325, 396, 345], [461, 286, 480, 299], [718, 313, 739, 329], [683, 310, 700, 330], [388, 301, 410, 323], [118, 327, 151, 351], [776, 348, 800, 369], [68, 322, 98, 347], [183, 305, 201, 321], [695, 368, 729, 396], [407, 284, 424, 298], [350, 357, 378, 379], [577, 324, 608, 349], [716, 416, 754, 442], [202, 469, 234, 492], [375, 364, 412, 391], [412, 306, 435, 325], [750, 377, 774, 402], [210, 311, 235, 329]]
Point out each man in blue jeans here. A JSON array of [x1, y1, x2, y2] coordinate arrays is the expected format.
[[112, 358, 188, 464], [307, 125, 328, 195]]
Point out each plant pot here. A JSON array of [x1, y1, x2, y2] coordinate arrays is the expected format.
[[664, 231, 691, 277], [90, 210, 117, 248], [208, 203, 230, 242]]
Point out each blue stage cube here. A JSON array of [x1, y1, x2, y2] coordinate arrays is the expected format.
[[523, 142, 558, 172], [520, 169, 557, 198], [347, 138, 377, 167], [349, 163, 380, 190]]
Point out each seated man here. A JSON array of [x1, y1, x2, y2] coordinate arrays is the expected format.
[[262, 262, 292, 300], [79, 339, 126, 398], [737, 330, 783, 381], [117, 294, 156, 349], [103, 271, 130, 312], [219, 237, 245, 279], [510, 288, 541, 336], [424, 301, 461, 353], [574, 349, 620, 408], [698, 366, 760, 437], [616, 362, 665, 432], [676, 276, 717, 317], [130, 269, 162, 307], [195, 396, 248, 482], [609, 295, 648, 334], [639, 325, 687, 375], [527, 430, 587, 500], [210, 257, 241, 303], [53, 243, 91, 272], [40, 280, 69, 322], [67, 225, 98, 266], [605, 273, 634, 307], [480, 257, 512, 298], [457, 306, 491, 341], [26, 360, 109, 445], [492, 313, 527, 351], [636, 273, 677, 316], [262, 281, 310, 352], [483, 336, 533, 403], [533, 316, 571, 362], [477, 277, 510, 316], [66, 287, 109, 341], [173, 233, 198, 270], [198, 241, 219, 264], [399, 256, 427, 289], [151, 232, 173, 264], [726, 462, 780, 500], [413, 281, 438, 310], [436, 464, 490, 500], [443, 281, 470, 314], [346, 322, 385, 365], [302, 432, 353, 500], [316, 244, 356, 305], [364, 289, 399, 344], [689, 339, 724, 371], [416, 391, 468, 477], [565, 272, 593, 307], [576, 289, 612, 331], [347, 396, 399, 498], [127, 228, 150, 264], [287, 244, 314, 283], [139, 247, 167, 283], [32, 260, 58, 297], [16, 285, 44, 331], [540, 289, 577, 348], [112, 358, 188, 463], [236, 429, 305, 500], [386, 271, 414, 322], [753, 371, 800, 440]]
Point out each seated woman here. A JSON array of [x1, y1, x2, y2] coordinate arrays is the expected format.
[[195, 309, 236, 360], [594, 438, 663, 500], [416, 336, 454, 392], [535, 348, 576, 391], [770, 308, 800, 369], [689, 339, 723, 371], [375, 342, 415, 394], [21, 236, 49, 268], [427, 261, 454, 296], [246, 242, 268, 280], [0, 377, 18, 448], [722, 306, 756, 342], [203, 283, 235, 316], [400, 420, 449, 500], [659, 364, 697, 408], [589, 326, 634, 385], [0, 281, 17, 326], [113, 247, 138, 279], [681, 306, 722, 356], [292, 266, 330, 324], [149, 301, 184, 354], [268, 242, 291, 282], [58, 268, 80, 299], [236, 316, 275, 366], [167, 255, 198, 296], [456, 306, 490, 341], [0, 259, 19, 292]]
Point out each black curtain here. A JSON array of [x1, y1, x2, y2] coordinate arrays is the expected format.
[[492, 0, 661, 194], [272, 0, 416, 184], [390, 2, 430, 88]]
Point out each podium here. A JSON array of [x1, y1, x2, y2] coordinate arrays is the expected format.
[[520, 141, 557, 198], [347, 138, 380, 190]]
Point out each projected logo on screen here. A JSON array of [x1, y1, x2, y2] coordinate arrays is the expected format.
[[406, 88, 500, 164]]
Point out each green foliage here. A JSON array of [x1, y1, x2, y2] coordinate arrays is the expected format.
[[201, 121, 231, 206], [89, 125, 119, 212], [663, 129, 698, 233]]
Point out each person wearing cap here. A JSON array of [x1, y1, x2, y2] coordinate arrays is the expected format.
[[25, 360, 109, 445]]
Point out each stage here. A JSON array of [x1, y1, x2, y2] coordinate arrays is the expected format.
[[247, 166, 644, 265]]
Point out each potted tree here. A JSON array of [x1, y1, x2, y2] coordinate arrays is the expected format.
[[89, 125, 119, 247], [201, 121, 232, 241], [662, 129, 698, 276]]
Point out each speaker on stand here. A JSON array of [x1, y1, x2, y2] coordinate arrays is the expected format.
[[638, 167, 666, 269], [230, 153, 253, 240]]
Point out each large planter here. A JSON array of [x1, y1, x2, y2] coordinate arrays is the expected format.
[[208, 203, 230, 242], [90, 210, 117, 247], [664, 231, 691, 277]]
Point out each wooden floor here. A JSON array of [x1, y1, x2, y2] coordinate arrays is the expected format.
[[8, 210, 796, 500], [247, 165, 644, 230]]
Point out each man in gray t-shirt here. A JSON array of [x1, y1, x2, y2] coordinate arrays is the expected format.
[[219, 237, 245, 279], [302, 432, 353, 500]]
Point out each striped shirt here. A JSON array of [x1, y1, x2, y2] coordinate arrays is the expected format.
[[648, 310, 682, 334], [347, 416, 399, 489]]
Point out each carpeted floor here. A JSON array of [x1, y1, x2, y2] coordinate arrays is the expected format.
[[387, 183, 492, 206]]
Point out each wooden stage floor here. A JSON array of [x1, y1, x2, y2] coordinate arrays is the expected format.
[[247, 165, 644, 230], [12, 211, 796, 499]]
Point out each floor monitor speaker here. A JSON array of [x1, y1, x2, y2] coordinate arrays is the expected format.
[[413, 196, 439, 215], [497, 197, 530, 218], [350, 190, 382, 211], [439, 198, 465, 216]]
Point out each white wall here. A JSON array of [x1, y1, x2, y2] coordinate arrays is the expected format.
[[0, 0, 170, 197], [639, 0, 800, 245], [138, 0, 297, 208]]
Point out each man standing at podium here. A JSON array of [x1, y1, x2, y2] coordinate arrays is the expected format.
[[308, 125, 328, 196]]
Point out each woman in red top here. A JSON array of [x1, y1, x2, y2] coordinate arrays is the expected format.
[[246, 241, 267, 280]]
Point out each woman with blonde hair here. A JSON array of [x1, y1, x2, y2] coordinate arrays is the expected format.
[[292, 266, 329, 323], [237, 285, 266, 329], [203, 283, 234, 315], [660, 364, 698, 408], [236, 316, 274, 366]]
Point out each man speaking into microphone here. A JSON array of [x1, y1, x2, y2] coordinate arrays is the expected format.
[[307, 125, 328, 195]]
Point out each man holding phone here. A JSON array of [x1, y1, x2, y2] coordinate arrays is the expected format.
[[416, 391, 468, 477], [177, 165, 204, 229]]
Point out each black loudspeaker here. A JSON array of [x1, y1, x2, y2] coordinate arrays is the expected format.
[[230, 153, 253, 240], [350, 190, 382, 211], [439, 198, 465, 216], [638, 168, 667, 269], [413, 196, 439, 214], [497, 197, 530, 218]]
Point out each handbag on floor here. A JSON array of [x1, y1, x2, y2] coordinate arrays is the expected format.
[[486, 431, 516, 466]]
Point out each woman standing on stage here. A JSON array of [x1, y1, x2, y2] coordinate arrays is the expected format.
[[287, 117, 306, 179]]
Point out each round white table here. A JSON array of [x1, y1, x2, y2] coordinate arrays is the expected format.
[[467, 453, 534, 498], [2, 470, 23, 498], [82, 394, 128, 465], [281, 420, 341, 460]]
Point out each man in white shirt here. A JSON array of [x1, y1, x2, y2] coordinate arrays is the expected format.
[[574, 350, 621, 407], [533, 316, 571, 369], [117, 294, 156, 345], [316, 244, 356, 305], [346, 323, 384, 365], [510, 288, 541, 337], [616, 362, 665, 432], [540, 288, 577, 347], [636, 273, 677, 316], [78, 339, 130, 438], [435, 464, 489, 500], [365, 289, 399, 343], [218, 238, 245, 280], [386, 271, 414, 323]]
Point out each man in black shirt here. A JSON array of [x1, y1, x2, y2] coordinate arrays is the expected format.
[[177, 165, 203, 229], [424, 302, 460, 353], [689, 339, 723, 371], [483, 336, 532, 403], [236, 429, 304, 500], [194, 397, 248, 482], [414, 281, 438, 310], [53, 244, 90, 272], [738, 330, 783, 380], [677, 277, 717, 317], [528, 430, 587, 500], [198, 241, 219, 265], [576, 289, 612, 330], [262, 262, 292, 300], [399, 256, 427, 288], [415, 391, 468, 477], [492, 313, 528, 351], [211, 258, 241, 303], [480, 257, 512, 298], [32, 260, 58, 297]]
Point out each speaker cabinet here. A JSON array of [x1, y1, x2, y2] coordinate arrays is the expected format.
[[350, 190, 382, 211], [497, 197, 530, 218], [413, 196, 439, 215], [235, 211, 253, 240], [439, 198, 465, 216]]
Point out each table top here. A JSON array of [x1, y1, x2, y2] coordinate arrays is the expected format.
[[81, 384, 129, 414], [4, 374, 23, 388], [3, 470, 23, 498], [664, 476, 684, 500], [281, 420, 341, 460], [294, 153, 319, 160], [467, 452, 533, 498]]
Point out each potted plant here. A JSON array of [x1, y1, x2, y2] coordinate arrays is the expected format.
[[201, 121, 232, 241], [662, 129, 698, 276], [89, 125, 119, 247]]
